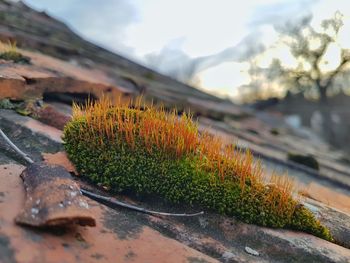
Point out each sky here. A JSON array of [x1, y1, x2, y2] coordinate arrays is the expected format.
[[23, 0, 350, 99]]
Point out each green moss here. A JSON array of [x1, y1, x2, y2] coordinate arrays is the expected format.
[[290, 205, 332, 240], [0, 51, 31, 64], [0, 99, 15, 109], [63, 111, 333, 242], [270, 128, 280, 136], [287, 153, 319, 171], [143, 72, 156, 80], [15, 108, 31, 116]]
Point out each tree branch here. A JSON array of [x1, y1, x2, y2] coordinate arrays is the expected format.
[[324, 56, 350, 88], [81, 189, 204, 217], [0, 128, 34, 164]]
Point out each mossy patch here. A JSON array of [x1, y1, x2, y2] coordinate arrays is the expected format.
[[63, 99, 333, 241], [143, 72, 156, 80], [0, 40, 30, 64], [0, 51, 31, 64], [287, 153, 319, 171], [270, 128, 280, 136], [0, 99, 15, 110]]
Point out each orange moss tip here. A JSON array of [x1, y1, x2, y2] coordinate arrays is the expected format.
[[71, 98, 296, 206]]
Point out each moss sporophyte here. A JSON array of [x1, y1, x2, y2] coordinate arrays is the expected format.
[[0, 41, 31, 64], [63, 98, 333, 241]]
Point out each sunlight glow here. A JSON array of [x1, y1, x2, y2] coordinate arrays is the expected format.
[[24, 0, 350, 99], [319, 43, 342, 73]]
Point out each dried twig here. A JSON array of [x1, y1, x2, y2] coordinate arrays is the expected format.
[[81, 188, 204, 217], [0, 128, 34, 164], [0, 128, 204, 217]]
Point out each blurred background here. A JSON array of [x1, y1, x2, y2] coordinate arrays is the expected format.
[[23, 0, 350, 153]]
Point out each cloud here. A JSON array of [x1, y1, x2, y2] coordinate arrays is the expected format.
[[24, 0, 139, 56], [144, 30, 268, 82], [24, 0, 319, 85], [144, 0, 318, 83]]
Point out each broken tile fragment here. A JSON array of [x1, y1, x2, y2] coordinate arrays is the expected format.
[[15, 162, 96, 227]]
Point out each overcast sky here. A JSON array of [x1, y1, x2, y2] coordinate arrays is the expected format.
[[24, 0, 350, 98]]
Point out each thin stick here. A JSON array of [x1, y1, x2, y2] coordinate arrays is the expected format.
[[0, 128, 204, 217], [0, 128, 34, 164], [81, 188, 204, 217]]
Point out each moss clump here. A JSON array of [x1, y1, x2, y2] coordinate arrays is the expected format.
[[0, 51, 31, 64], [287, 153, 319, 171], [63, 99, 333, 241], [270, 128, 280, 136], [0, 99, 15, 109], [143, 72, 156, 80], [0, 41, 30, 64], [290, 205, 332, 239]]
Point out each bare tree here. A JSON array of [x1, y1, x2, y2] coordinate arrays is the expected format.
[[246, 12, 350, 141]]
